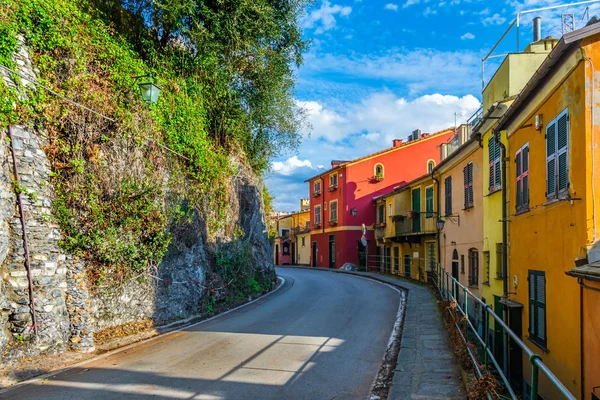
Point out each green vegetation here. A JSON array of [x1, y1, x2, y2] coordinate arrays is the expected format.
[[0, 0, 307, 287]]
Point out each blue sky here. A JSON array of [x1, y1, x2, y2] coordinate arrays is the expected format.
[[266, 0, 600, 211]]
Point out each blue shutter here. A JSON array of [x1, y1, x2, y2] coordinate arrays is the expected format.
[[557, 112, 568, 193], [515, 151, 522, 209], [546, 123, 557, 198], [488, 137, 495, 190]]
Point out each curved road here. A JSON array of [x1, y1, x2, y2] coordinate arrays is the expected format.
[[2, 268, 401, 400]]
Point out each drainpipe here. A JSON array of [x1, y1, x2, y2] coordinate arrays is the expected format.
[[7, 126, 38, 336], [431, 170, 441, 266], [495, 130, 509, 376]]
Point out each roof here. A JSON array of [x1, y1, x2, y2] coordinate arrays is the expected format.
[[494, 19, 600, 134], [566, 261, 600, 280], [304, 127, 455, 182]]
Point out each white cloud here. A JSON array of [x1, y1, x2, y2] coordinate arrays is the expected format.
[[461, 32, 475, 40], [403, 0, 419, 7], [423, 6, 437, 16], [384, 3, 399, 11], [271, 156, 314, 176], [302, 48, 482, 95], [297, 92, 481, 143], [303, 1, 352, 34], [482, 13, 506, 26]]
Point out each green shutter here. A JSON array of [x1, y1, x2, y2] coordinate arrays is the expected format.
[[546, 122, 557, 198], [426, 187, 434, 217]]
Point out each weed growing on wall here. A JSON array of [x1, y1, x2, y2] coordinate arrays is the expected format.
[[0, 0, 306, 287]]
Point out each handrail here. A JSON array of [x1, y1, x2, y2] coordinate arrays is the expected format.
[[431, 263, 576, 400]]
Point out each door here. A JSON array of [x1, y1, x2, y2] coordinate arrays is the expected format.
[[357, 240, 366, 270], [275, 244, 279, 265], [412, 188, 421, 232], [291, 242, 296, 265], [393, 247, 400, 274], [404, 254, 411, 278], [328, 235, 336, 268], [452, 249, 459, 298], [385, 247, 392, 273], [312, 242, 317, 267]]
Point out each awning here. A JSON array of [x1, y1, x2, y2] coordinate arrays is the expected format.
[[566, 260, 600, 280]]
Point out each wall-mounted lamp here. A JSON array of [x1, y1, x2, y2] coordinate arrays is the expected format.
[[535, 114, 543, 131], [451, 241, 457, 246], [135, 74, 162, 105], [350, 208, 358, 217], [436, 218, 445, 231]]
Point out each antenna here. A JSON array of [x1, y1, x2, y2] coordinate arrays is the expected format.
[[562, 14, 576, 34]]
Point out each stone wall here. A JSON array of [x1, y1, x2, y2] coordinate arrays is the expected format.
[[0, 38, 273, 366]]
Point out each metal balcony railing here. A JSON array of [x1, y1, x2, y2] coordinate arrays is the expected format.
[[375, 225, 386, 240], [393, 212, 438, 236], [430, 263, 576, 400]]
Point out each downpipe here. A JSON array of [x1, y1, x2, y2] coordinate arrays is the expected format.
[[7, 125, 38, 336]]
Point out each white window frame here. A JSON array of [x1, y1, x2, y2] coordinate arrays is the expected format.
[[314, 205, 321, 225], [330, 200, 338, 222]]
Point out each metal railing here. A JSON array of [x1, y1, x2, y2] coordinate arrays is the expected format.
[[393, 212, 438, 236], [430, 263, 576, 400]]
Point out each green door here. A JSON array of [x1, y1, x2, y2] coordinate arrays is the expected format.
[[412, 188, 421, 232]]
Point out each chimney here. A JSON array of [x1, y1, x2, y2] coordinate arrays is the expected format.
[[412, 129, 422, 140], [533, 17, 541, 42], [392, 139, 403, 148]]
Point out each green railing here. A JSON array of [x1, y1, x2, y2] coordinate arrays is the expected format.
[[430, 263, 575, 400]]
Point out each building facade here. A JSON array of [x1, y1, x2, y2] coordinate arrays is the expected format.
[[273, 200, 311, 266], [307, 129, 454, 269], [494, 24, 600, 399]]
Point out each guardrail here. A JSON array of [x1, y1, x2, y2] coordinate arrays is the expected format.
[[430, 263, 576, 400]]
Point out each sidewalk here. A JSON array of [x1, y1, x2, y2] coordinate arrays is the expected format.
[[283, 267, 466, 400]]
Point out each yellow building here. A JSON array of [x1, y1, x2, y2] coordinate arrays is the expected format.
[[374, 174, 438, 282], [474, 33, 559, 367], [493, 22, 600, 399], [273, 199, 311, 266]]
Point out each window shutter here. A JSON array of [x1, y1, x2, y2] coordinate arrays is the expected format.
[[529, 272, 536, 336], [515, 150, 522, 209], [546, 123, 557, 198], [488, 137, 495, 190], [537, 273, 546, 342], [463, 166, 468, 208], [557, 112, 568, 193], [468, 163, 473, 206]]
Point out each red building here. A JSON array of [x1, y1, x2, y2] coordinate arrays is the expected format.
[[306, 128, 455, 269]]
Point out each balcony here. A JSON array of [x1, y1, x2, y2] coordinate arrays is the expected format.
[[393, 212, 438, 237], [313, 222, 321, 229], [312, 190, 321, 197], [328, 219, 338, 226], [328, 185, 338, 192], [375, 225, 386, 240]]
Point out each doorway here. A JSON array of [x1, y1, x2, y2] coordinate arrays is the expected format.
[[329, 235, 336, 269], [275, 244, 279, 266], [412, 188, 421, 232], [393, 247, 400, 274], [311, 242, 317, 267], [404, 254, 411, 278], [291, 242, 296, 265], [357, 240, 366, 270]]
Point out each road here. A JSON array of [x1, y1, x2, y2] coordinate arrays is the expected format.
[[2, 268, 401, 400]]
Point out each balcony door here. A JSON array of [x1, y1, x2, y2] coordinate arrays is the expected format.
[[412, 188, 421, 232]]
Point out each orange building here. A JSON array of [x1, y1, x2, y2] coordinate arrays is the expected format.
[[306, 128, 454, 269]]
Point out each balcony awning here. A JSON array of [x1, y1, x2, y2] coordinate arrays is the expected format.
[[566, 261, 600, 281]]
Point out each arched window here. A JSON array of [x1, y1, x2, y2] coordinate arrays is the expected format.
[[427, 160, 436, 174], [374, 163, 384, 180]]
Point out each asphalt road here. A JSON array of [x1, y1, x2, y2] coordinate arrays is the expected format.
[[2, 268, 401, 400]]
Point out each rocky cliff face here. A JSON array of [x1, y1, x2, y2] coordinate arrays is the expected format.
[[0, 39, 274, 366]]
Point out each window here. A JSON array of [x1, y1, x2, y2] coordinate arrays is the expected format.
[[425, 186, 434, 217], [546, 109, 569, 200], [468, 249, 479, 287], [444, 176, 452, 216], [330, 200, 338, 221], [427, 160, 436, 174], [393, 247, 400, 273], [377, 203, 385, 224], [464, 162, 474, 208], [483, 251, 490, 285], [301, 236, 306, 247], [375, 164, 384, 180], [388, 203, 393, 218], [330, 173, 338, 187], [515, 143, 530, 212], [461, 254, 465, 274], [495, 243, 504, 279], [281, 228, 290, 239], [314, 180, 321, 194], [528, 270, 546, 348], [314, 205, 321, 225], [488, 135, 501, 192]]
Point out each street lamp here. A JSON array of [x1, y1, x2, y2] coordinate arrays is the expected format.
[[437, 218, 445, 231], [350, 208, 358, 217], [135, 75, 161, 105]]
